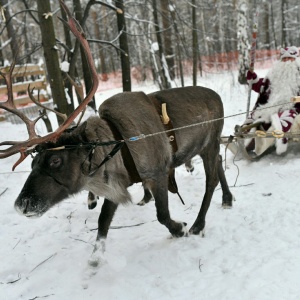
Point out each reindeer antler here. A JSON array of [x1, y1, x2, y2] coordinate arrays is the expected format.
[[0, 0, 99, 170], [27, 85, 68, 122]]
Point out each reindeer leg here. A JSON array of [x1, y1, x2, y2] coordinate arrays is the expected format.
[[218, 155, 233, 208], [87, 191, 98, 210], [97, 199, 118, 239], [189, 151, 219, 235], [137, 187, 153, 206], [185, 159, 194, 173], [88, 199, 118, 268], [147, 176, 188, 237]]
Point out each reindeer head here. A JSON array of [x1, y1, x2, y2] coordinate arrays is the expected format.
[[0, 1, 99, 215], [14, 125, 91, 217], [0, 0, 99, 170]]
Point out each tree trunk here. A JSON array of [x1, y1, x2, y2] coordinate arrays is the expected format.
[[192, 0, 199, 85], [298, 4, 300, 45], [17, 10, 31, 64], [0, 42, 3, 66], [59, 1, 76, 110], [200, 0, 209, 57], [217, 0, 225, 54], [263, 2, 270, 50], [91, 9, 108, 81], [161, 0, 175, 80], [169, 2, 184, 87], [115, 0, 131, 92], [132, 21, 146, 82], [37, 0, 69, 122], [0, 0, 19, 60], [270, 2, 277, 49], [237, 0, 249, 85], [152, 0, 170, 89], [281, 0, 287, 47], [73, 0, 96, 111]]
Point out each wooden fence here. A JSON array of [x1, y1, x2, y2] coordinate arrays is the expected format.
[[0, 64, 52, 124]]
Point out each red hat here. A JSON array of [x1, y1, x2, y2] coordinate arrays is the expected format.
[[280, 46, 299, 60]]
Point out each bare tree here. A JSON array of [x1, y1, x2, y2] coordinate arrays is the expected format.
[[115, 0, 131, 91], [199, 0, 210, 57], [37, 0, 69, 120], [281, 0, 287, 47], [217, 0, 226, 54], [73, 0, 97, 111], [262, 2, 271, 49], [161, 0, 175, 80], [152, 0, 171, 89], [169, 1, 184, 86], [91, 9, 108, 81], [191, 0, 199, 85], [269, 2, 278, 49], [0, 0, 19, 60], [237, 0, 249, 85], [59, 0, 77, 110]]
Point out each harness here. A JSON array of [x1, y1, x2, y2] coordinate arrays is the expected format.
[[148, 96, 184, 204], [149, 94, 178, 153], [99, 98, 184, 204], [33, 98, 183, 204]]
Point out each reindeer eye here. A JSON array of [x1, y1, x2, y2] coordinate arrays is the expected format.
[[49, 155, 62, 168]]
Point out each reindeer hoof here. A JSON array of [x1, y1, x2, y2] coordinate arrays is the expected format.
[[222, 203, 232, 209], [171, 222, 189, 237], [137, 197, 153, 206], [189, 227, 205, 236], [222, 194, 234, 208], [189, 220, 205, 235], [186, 166, 194, 173], [88, 239, 106, 269], [88, 201, 97, 210], [87, 193, 99, 210]]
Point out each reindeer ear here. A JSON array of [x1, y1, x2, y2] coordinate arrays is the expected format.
[[67, 121, 88, 143], [77, 120, 88, 134], [84, 117, 103, 141]]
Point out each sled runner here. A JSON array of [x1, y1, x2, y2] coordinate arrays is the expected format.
[[224, 115, 300, 161]]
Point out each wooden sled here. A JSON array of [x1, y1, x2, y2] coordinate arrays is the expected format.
[[222, 121, 300, 161], [222, 98, 300, 161]]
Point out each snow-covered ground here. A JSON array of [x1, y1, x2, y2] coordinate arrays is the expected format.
[[1, 70, 300, 300]]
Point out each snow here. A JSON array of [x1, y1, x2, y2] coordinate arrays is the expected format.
[[60, 61, 70, 73], [151, 42, 159, 52], [1, 70, 300, 300], [168, 4, 175, 12]]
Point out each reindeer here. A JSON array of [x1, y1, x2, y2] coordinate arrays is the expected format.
[[0, 1, 233, 268]]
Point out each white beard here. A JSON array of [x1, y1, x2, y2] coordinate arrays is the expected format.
[[253, 58, 300, 122]]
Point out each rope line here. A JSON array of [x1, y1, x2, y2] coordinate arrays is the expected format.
[[36, 99, 299, 150], [128, 100, 298, 142]]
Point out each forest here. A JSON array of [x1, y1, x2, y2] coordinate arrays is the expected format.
[[1, 3, 300, 298], [1, 0, 300, 116]]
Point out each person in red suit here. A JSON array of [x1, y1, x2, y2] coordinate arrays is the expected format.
[[244, 46, 300, 155]]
